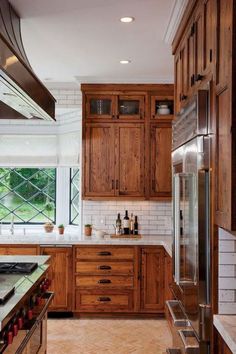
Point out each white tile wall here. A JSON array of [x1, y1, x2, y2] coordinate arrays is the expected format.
[[219, 228, 236, 314], [82, 200, 172, 235]]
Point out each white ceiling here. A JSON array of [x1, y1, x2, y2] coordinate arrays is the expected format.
[[10, 0, 177, 85]]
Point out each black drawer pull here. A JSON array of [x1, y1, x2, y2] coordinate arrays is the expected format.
[[98, 251, 112, 256], [99, 265, 112, 270], [98, 297, 111, 302], [98, 279, 111, 284]]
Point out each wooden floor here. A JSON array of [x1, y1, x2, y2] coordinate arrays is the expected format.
[[47, 318, 172, 354]]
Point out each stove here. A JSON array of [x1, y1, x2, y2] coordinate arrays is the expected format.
[[0, 262, 38, 274], [0, 287, 15, 305]]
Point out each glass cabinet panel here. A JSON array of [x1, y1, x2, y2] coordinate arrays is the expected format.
[[118, 95, 144, 120], [151, 96, 174, 119], [90, 99, 111, 115], [86, 95, 114, 118]]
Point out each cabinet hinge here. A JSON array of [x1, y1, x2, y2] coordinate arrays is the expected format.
[[209, 49, 213, 63], [191, 22, 195, 36]]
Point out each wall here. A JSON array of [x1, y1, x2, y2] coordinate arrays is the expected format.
[[82, 200, 172, 235], [219, 228, 236, 314]]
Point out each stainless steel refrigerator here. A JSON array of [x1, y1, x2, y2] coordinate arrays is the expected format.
[[166, 90, 211, 354]]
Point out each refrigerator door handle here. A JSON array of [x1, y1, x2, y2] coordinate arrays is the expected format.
[[173, 174, 180, 285]]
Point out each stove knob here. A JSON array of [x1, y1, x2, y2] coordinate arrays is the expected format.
[[36, 295, 42, 305], [13, 324, 18, 337], [18, 317, 23, 329], [7, 331, 13, 345], [27, 310, 33, 320]]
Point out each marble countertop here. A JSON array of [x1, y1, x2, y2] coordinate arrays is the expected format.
[[214, 315, 236, 353], [0, 233, 172, 257], [0, 255, 49, 330]]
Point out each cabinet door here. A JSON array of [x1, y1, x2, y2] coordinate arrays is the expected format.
[[115, 124, 145, 197], [83, 124, 115, 197], [202, 0, 214, 75], [151, 95, 174, 120], [117, 95, 145, 120], [174, 52, 182, 114], [85, 94, 115, 119], [194, 3, 204, 83], [40, 247, 72, 311], [140, 247, 164, 312], [150, 123, 172, 199], [0, 246, 38, 255], [187, 22, 195, 92]]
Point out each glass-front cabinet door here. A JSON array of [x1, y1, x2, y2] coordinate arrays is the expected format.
[[86, 95, 115, 119], [117, 95, 145, 120], [151, 95, 174, 120]]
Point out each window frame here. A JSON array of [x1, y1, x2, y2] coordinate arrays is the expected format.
[[0, 167, 57, 224], [69, 167, 80, 226]]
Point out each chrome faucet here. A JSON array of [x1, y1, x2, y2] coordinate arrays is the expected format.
[[10, 215, 14, 235]]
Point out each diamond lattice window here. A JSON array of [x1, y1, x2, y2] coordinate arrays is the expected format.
[[70, 168, 80, 225], [0, 168, 56, 224]]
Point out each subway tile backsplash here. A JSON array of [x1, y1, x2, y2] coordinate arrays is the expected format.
[[82, 200, 172, 235], [219, 227, 236, 314]]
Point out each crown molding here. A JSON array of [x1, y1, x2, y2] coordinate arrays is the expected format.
[[164, 0, 189, 45]]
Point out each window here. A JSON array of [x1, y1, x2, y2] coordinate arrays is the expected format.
[[70, 168, 80, 225], [0, 168, 56, 224]]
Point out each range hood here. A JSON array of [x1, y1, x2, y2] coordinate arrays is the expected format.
[[0, 0, 55, 120]]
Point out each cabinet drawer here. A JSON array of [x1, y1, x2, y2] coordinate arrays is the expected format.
[[75, 275, 133, 288], [75, 290, 133, 312], [75, 261, 134, 275], [75, 247, 134, 260]]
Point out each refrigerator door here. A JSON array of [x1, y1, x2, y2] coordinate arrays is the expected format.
[[172, 136, 210, 341]]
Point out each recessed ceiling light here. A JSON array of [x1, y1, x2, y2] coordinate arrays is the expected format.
[[120, 16, 135, 23], [120, 60, 131, 64]]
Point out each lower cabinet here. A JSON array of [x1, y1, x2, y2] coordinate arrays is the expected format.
[[40, 247, 73, 312], [140, 247, 165, 312], [0, 245, 39, 255], [74, 245, 167, 314], [217, 332, 233, 354]]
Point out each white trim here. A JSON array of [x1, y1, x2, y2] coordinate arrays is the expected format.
[[163, 0, 189, 45], [56, 167, 70, 226]]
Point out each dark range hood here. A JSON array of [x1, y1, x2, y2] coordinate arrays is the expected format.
[[0, 0, 56, 120]]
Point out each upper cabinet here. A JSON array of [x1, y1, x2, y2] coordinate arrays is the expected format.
[[173, 0, 236, 232], [82, 84, 173, 200], [86, 95, 115, 119], [85, 93, 145, 121], [174, 0, 214, 115]]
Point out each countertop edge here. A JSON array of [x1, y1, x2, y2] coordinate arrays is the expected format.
[[214, 315, 236, 353]]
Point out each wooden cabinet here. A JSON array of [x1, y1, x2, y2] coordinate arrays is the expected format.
[[82, 84, 174, 200], [40, 247, 72, 311], [150, 123, 172, 199], [173, 0, 214, 115], [164, 252, 173, 301], [140, 247, 165, 312], [84, 123, 115, 197], [74, 245, 137, 313], [214, 0, 236, 231], [115, 124, 145, 197], [217, 332, 233, 354], [85, 94, 115, 119], [83, 123, 145, 198], [85, 93, 145, 121], [0, 245, 39, 255]]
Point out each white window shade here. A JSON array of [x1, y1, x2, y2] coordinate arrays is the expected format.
[[57, 131, 80, 166], [0, 132, 80, 167]]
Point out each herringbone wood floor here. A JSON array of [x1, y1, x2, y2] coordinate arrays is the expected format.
[[47, 318, 172, 354]]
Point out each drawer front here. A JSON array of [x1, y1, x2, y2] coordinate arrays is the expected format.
[[75, 247, 134, 260], [75, 290, 133, 312], [76, 275, 133, 288], [76, 261, 134, 275]]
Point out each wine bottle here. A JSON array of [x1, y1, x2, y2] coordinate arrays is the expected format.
[[134, 216, 139, 235], [130, 213, 134, 234], [116, 213, 122, 235], [123, 210, 130, 235]]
